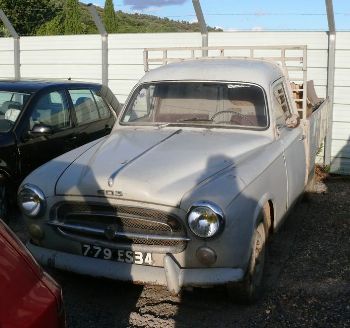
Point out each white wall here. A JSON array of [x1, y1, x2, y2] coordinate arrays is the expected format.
[[0, 31, 349, 174], [20, 35, 102, 82], [108, 33, 201, 100], [0, 37, 14, 77], [331, 32, 350, 174]]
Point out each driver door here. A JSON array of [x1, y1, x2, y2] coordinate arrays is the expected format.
[[273, 81, 306, 208], [17, 89, 77, 180]]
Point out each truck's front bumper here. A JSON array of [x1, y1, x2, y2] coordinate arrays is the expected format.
[[27, 241, 245, 294]]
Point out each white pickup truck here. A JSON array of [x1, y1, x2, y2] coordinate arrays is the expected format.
[[19, 46, 328, 303]]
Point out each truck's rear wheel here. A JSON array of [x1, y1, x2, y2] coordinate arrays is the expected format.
[[227, 221, 267, 304]]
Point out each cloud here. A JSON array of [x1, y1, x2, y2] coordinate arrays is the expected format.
[[225, 28, 239, 32], [251, 26, 264, 31], [132, 6, 163, 14], [124, 0, 187, 10]]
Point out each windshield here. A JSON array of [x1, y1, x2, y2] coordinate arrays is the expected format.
[[121, 82, 268, 129], [0, 91, 31, 132]]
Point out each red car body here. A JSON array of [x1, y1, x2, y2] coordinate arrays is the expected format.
[[0, 219, 65, 328]]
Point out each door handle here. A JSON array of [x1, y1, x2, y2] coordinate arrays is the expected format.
[[299, 135, 306, 141]]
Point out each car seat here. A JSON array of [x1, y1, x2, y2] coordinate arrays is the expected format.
[[5, 103, 21, 122]]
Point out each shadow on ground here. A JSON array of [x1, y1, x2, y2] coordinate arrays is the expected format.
[[11, 176, 350, 327]]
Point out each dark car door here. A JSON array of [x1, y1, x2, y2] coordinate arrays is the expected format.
[[16, 88, 77, 180], [67, 87, 116, 147]]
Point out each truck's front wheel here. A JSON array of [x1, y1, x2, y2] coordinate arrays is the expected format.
[[227, 221, 267, 304]]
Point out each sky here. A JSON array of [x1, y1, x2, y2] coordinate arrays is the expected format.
[[81, 0, 350, 31]]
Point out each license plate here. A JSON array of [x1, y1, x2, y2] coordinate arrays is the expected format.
[[81, 244, 153, 266]]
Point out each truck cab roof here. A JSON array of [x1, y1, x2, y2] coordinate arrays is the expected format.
[[140, 58, 284, 87]]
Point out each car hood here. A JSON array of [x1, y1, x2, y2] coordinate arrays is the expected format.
[[55, 127, 272, 207]]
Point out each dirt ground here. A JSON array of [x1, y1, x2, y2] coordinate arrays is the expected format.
[[10, 176, 350, 328]]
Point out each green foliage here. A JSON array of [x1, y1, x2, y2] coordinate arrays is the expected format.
[[113, 11, 221, 33], [0, 24, 9, 37], [1, 0, 222, 36], [37, 14, 64, 36], [64, 0, 84, 35], [103, 0, 117, 33], [0, 0, 60, 36], [37, 3, 97, 36]]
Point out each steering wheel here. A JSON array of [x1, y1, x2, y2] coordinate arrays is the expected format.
[[211, 109, 255, 126]]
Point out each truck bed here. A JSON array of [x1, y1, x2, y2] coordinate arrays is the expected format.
[[305, 99, 329, 175]]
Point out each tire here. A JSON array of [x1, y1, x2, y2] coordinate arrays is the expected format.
[[0, 184, 9, 223], [227, 221, 267, 304]]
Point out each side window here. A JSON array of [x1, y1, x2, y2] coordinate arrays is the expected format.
[[91, 90, 111, 119], [69, 89, 100, 125], [30, 91, 70, 130], [273, 83, 291, 127]]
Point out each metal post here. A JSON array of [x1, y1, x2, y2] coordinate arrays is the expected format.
[[324, 0, 336, 166], [87, 4, 109, 86], [192, 0, 208, 57], [0, 9, 20, 80]]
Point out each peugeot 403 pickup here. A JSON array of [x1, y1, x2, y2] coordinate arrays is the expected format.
[[18, 46, 328, 302]]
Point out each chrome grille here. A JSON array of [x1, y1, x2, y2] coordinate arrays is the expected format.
[[50, 202, 188, 252]]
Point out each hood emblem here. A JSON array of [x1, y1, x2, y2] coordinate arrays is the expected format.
[[97, 189, 124, 197]]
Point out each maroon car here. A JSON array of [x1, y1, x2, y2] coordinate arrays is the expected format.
[[0, 219, 65, 328]]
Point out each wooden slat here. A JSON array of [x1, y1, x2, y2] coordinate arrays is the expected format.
[[143, 45, 308, 119]]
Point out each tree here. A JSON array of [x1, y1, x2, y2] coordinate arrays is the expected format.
[[37, 3, 97, 36], [103, 0, 117, 33], [63, 0, 83, 35], [0, 24, 9, 37], [37, 15, 64, 36], [0, 0, 60, 35]]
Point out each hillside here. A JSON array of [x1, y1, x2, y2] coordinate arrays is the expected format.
[[0, 1, 221, 36], [111, 10, 221, 33], [35, 2, 221, 36], [81, 3, 221, 33]]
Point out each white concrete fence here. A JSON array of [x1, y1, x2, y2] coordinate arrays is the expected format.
[[0, 31, 349, 174]]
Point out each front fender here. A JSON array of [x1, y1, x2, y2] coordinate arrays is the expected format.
[[180, 169, 246, 212], [20, 138, 105, 198]]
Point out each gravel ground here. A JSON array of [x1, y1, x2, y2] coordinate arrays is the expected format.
[[10, 176, 350, 328]]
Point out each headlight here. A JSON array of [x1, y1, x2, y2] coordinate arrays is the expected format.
[[18, 184, 46, 218], [187, 201, 225, 238]]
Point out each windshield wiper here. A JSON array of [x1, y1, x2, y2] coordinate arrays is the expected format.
[[176, 117, 213, 123], [156, 118, 213, 128]]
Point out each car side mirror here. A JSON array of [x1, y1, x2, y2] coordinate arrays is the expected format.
[[285, 114, 300, 128], [28, 124, 53, 138]]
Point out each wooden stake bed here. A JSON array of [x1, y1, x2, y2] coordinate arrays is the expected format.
[[143, 45, 308, 120]]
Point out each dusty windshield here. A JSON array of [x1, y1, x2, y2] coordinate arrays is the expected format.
[[0, 91, 31, 132], [121, 82, 268, 128]]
